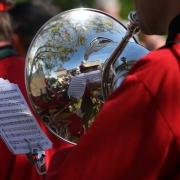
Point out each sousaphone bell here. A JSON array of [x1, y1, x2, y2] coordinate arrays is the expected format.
[[25, 8, 149, 146]]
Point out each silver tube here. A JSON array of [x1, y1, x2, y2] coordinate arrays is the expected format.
[[101, 11, 140, 99]]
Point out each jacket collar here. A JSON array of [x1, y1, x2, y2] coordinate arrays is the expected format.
[[0, 46, 18, 60], [166, 14, 180, 44]]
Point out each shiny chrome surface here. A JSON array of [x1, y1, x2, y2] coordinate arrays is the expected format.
[[102, 11, 142, 99], [112, 42, 149, 90], [25, 8, 148, 145]]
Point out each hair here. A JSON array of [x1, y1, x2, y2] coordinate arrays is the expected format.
[[80, 65, 99, 73], [0, 11, 13, 41], [8, 2, 52, 50]]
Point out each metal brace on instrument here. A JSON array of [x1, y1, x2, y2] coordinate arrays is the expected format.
[[25, 138, 46, 175]]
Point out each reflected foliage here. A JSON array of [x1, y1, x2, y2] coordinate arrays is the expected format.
[[29, 10, 123, 77]]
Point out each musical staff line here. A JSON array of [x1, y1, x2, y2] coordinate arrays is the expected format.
[[13, 142, 48, 150], [0, 108, 28, 114], [2, 125, 37, 133], [6, 130, 41, 139], [0, 89, 18, 95], [0, 114, 31, 122], [0, 96, 21, 102], [0, 119, 34, 128], [9, 137, 44, 145], [0, 101, 24, 108]]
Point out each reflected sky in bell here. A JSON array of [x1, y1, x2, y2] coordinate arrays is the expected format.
[[27, 8, 135, 79]]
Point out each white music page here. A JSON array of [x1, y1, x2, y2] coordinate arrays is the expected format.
[[0, 81, 52, 155]]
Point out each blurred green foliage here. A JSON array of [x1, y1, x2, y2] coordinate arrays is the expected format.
[[14, 0, 135, 19], [120, 0, 135, 19], [15, 0, 28, 2]]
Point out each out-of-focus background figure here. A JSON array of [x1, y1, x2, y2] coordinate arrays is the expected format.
[[93, 0, 122, 19], [0, 1, 73, 178], [9, 2, 53, 58], [0, 0, 46, 179], [11, 0, 166, 53], [93, 0, 166, 51], [31, 0, 59, 16]]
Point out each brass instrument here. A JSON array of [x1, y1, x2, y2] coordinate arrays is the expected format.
[[25, 8, 149, 146]]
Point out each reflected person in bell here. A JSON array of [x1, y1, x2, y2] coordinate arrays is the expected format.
[[46, 0, 180, 179], [79, 63, 102, 130]]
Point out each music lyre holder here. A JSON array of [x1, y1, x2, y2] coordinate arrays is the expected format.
[[25, 138, 46, 175]]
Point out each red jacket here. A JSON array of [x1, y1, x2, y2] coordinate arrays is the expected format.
[[0, 47, 72, 180], [46, 34, 180, 180]]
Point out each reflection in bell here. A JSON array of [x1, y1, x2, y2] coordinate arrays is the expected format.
[[84, 37, 114, 60], [25, 8, 148, 145]]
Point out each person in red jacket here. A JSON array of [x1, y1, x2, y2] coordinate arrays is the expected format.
[[46, 0, 180, 179], [0, 1, 72, 180]]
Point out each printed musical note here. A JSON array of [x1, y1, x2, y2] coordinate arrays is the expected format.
[[0, 108, 29, 115], [0, 101, 24, 108], [2, 125, 37, 133], [0, 96, 21, 102], [13, 141, 48, 151], [10, 137, 44, 145], [0, 118, 33, 127], [6, 130, 41, 139], [0, 89, 18, 95], [0, 114, 31, 122]]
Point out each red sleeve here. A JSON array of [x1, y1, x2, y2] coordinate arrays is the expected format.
[[46, 75, 174, 180]]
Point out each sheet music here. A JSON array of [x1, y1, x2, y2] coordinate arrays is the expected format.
[[0, 78, 9, 85], [0, 81, 52, 155], [68, 70, 101, 98], [0, 79, 9, 138]]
